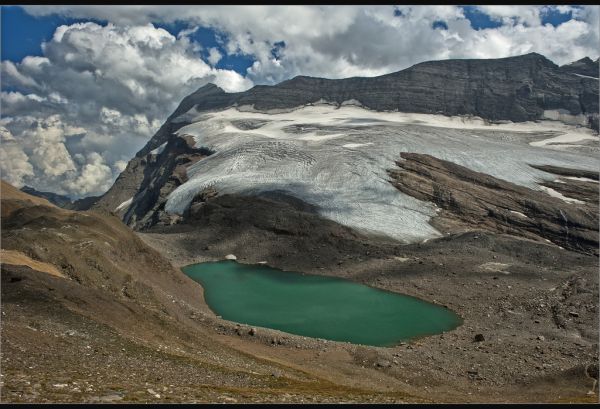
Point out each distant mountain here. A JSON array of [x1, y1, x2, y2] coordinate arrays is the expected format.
[[66, 194, 102, 211], [20, 186, 100, 210], [20, 186, 72, 208], [91, 52, 599, 233]]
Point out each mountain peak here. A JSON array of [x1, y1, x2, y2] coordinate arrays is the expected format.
[[194, 83, 224, 93], [523, 52, 545, 58], [518, 52, 556, 65]]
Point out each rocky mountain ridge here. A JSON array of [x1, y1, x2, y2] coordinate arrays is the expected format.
[[138, 52, 598, 157], [91, 52, 599, 242]]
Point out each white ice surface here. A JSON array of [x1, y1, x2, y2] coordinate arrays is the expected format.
[[573, 73, 599, 80], [343, 143, 374, 148], [164, 105, 597, 242], [115, 197, 133, 212]]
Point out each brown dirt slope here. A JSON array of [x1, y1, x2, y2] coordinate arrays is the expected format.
[[1, 180, 55, 217], [0, 181, 421, 403], [1, 249, 65, 278]]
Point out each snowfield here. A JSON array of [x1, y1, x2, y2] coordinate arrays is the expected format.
[[163, 103, 598, 242]]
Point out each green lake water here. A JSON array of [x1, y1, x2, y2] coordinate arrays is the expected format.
[[182, 261, 462, 347]]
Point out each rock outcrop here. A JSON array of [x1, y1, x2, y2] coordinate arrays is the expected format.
[[387, 153, 599, 255]]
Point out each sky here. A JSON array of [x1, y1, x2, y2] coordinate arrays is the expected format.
[[1, 5, 598, 198]]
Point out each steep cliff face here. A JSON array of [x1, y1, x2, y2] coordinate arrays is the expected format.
[[93, 53, 599, 235]]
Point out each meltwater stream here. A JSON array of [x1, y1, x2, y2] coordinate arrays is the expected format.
[[182, 261, 462, 347]]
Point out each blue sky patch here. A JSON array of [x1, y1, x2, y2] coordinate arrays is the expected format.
[[155, 21, 255, 72], [432, 20, 448, 30], [461, 6, 503, 30], [1, 6, 106, 62], [216, 53, 255, 73], [270, 40, 286, 60], [541, 6, 576, 27]]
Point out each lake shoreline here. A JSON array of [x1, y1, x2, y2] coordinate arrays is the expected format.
[[182, 260, 462, 347]]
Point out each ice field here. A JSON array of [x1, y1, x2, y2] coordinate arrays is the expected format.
[[163, 103, 598, 242]]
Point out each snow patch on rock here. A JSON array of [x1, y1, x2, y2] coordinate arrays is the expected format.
[[573, 73, 599, 80], [115, 197, 133, 212], [509, 210, 528, 218], [564, 176, 598, 183], [150, 142, 167, 156], [539, 186, 585, 204]]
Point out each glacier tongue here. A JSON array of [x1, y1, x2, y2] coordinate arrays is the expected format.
[[164, 105, 598, 242]]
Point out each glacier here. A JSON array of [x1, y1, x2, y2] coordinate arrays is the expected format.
[[163, 103, 598, 242]]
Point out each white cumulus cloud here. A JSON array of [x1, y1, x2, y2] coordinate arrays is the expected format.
[[1, 21, 253, 197]]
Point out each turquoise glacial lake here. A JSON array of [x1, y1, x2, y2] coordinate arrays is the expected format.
[[182, 261, 462, 347]]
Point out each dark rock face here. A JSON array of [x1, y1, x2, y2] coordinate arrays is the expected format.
[[96, 53, 599, 228], [123, 136, 211, 230], [139, 53, 599, 156], [560, 57, 599, 78], [91, 157, 149, 216], [529, 164, 599, 181], [387, 153, 598, 255]]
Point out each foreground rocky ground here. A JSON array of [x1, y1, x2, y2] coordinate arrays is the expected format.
[[1, 177, 598, 403], [0, 181, 421, 403], [139, 190, 599, 403]]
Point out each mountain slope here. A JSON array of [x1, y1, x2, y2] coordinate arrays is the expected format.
[[4, 181, 408, 403], [19, 185, 101, 211], [2, 180, 57, 217], [91, 53, 599, 236]]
